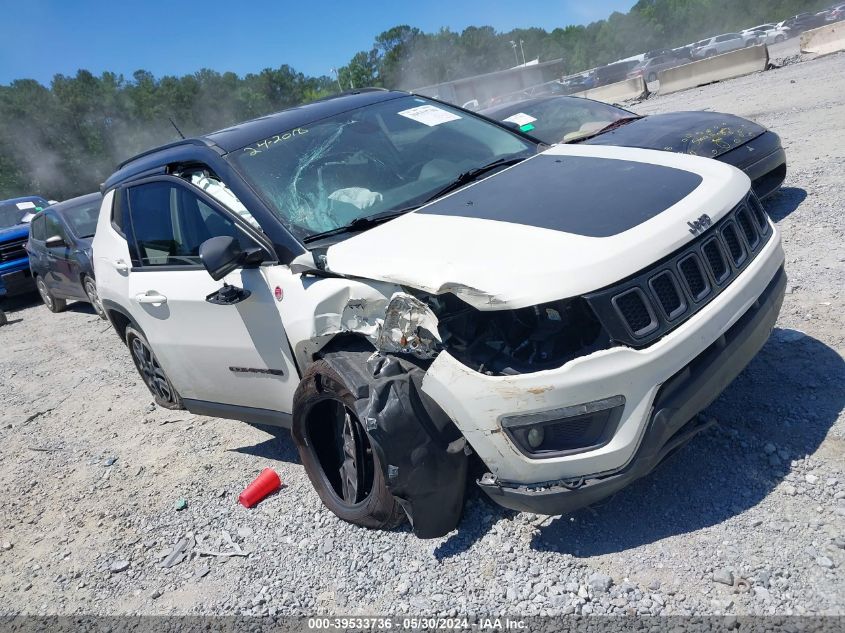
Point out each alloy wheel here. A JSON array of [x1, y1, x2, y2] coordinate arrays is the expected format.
[[130, 337, 175, 404], [37, 279, 53, 310], [84, 277, 106, 318]]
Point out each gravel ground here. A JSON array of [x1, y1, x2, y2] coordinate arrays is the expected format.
[[1, 53, 843, 619]]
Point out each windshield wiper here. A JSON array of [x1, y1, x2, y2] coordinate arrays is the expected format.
[[302, 208, 411, 243], [567, 116, 642, 143], [422, 156, 527, 202]]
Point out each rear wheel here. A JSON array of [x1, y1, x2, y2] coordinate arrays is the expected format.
[[125, 325, 183, 410], [292, 360, 405, 530], [0, 310, 6, 326], [82, 275, 107, 319], [36, 276, 66, 313]]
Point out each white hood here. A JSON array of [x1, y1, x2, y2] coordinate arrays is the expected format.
[[325, 144, 750, 310]]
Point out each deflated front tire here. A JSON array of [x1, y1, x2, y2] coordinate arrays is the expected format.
[[292, 358, 406, 531]]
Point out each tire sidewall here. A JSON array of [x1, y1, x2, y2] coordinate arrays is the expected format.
[[292, 360, 401, 529], [124, 325, 183, 410], [36, 276, 64, 313], [83, 275, 107, 319]]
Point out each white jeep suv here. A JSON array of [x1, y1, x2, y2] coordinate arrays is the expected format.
[[93, 90, 786, 538]]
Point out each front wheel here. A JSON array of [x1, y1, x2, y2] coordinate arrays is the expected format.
[[647, 72, 658, 83], [775, 35, 785, 43], [292, 360, 405, 530], [36, 276, 66, 313], [125, 325, 183, 410], [0, 310, 6, 326], [82, 275, 107, 320]]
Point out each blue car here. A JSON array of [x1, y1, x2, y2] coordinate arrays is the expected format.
[[0, 195, 53, 299]]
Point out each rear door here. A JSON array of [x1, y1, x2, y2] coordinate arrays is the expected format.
[[121, 176, 300, 413]]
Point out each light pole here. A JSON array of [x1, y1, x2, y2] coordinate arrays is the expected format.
[[330, 67, 342, 92], [519, 39, 526, 65], [509, 40, 519, 66]]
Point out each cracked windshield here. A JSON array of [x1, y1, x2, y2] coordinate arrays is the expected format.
[[229, 95, 534, 241]]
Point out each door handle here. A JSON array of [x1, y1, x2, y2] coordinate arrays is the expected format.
[[113, 259, 129, 273], [135, 291, 167, 304]]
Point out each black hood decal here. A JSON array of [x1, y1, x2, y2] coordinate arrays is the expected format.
[[583, 112, 766, 158], [418, 155, 702, 238]]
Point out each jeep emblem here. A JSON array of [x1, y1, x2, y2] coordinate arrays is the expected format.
[[687, 213, 712, 235]]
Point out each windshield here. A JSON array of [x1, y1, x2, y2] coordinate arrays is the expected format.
[[227, 95, 536, 241], [0, 199, 48, 229], [490, 98, 635, 144], [63, 197, 101, 238]]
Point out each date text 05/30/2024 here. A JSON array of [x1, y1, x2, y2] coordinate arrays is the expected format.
[[307, 617, 526, 630]]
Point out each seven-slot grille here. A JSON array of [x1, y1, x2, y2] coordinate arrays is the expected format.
[[585, 193, 772, 348], [0, 237, 27, 264]]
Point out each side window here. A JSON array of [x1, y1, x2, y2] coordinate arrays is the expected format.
[[44, 213, 68, 243], [30, 214, 46, 241], [188, 171, 261, 230], [127, 181, 242, 267]]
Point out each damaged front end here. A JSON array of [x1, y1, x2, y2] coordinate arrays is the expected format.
[[298, 286, 613, 537], [309, 345, 469, 539]]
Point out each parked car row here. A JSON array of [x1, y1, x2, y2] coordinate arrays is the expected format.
[[558, 3, 843, 94], [2, 89, 788, 543]]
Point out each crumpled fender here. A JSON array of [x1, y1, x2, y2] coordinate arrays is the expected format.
[[320, 349, 468, 538]]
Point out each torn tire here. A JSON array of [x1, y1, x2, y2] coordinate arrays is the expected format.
[[294, 348, 469, 538], [292, 358, 405, 530]]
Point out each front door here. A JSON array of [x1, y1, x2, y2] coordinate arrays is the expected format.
[[122, 178, 299, 414], [43, 211, 74, 294]]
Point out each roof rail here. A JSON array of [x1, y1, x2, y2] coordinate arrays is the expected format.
[[116, 138, 212, 170]]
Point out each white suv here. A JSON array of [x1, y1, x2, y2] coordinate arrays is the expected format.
[[93, 90, 786, 538], [692, 33, 757, 58]]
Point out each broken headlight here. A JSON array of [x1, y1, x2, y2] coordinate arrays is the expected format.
[[376, 293, 442, 360], [427, 294, 612, 376]]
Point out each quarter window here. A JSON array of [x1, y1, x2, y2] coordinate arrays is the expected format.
[[127, 181, 243, 267]]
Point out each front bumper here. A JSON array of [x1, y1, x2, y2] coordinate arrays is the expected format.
[[478, 264, 785, 514], [421, 223, 785, 485], [717, 131, 787, 200], [0, 259, 35, 298]]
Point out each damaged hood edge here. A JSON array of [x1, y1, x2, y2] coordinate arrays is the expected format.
[[324, 144, 750, 310]]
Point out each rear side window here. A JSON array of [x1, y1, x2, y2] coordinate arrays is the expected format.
[[127, 181, 242, 267], [30, 214, 46, 241]]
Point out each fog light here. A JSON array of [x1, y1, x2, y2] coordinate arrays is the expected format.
[[501, 395, 625, 459], [526, 426, 545, 449]]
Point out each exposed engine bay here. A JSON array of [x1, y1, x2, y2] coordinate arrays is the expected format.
[[422, 293, 612, 375]]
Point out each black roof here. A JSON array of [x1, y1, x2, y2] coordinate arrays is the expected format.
[[105, 89, 406, 192], [49, 192, 101, 213], [205, 89, 402, 152]]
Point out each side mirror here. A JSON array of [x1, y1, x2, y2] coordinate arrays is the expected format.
[[199, 235, 265, 281], [45, 235, 66, 248]]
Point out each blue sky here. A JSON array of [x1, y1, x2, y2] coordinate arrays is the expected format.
[[1, 0, 635, 85]]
